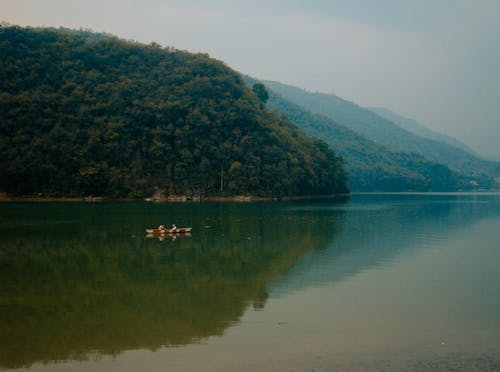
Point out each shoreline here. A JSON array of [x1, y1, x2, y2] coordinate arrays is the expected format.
[[0, 193, 349, 203], [3, 191, 499, 203]]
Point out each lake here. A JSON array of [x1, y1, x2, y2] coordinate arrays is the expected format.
[[1, 193, 499, 371]]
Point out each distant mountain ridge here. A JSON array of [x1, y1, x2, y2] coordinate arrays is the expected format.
[[262, 80, 500, 185], [242, 76, 466, 191], [368, 107, 479, 157]]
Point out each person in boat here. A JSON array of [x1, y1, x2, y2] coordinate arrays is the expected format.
[[171, 223, 177, 231], [158, 224, 165, 231]]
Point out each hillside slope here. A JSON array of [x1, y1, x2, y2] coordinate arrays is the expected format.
[[0, 26, 348, 198]]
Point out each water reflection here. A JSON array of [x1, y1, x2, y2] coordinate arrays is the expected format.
[[1, 194, 499, 370], [0, 201, 345, 369], [270, 193, 500, 295]]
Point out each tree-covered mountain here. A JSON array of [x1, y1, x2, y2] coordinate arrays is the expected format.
[[0, 26, 348, 198], [263, 80, 500, 185], [260, 83, 464, 191]]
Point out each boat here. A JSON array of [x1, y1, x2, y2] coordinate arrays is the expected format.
[[145, 227, 192, 234]]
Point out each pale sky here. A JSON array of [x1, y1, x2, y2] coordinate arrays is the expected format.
[[2, 0, 499, 159]]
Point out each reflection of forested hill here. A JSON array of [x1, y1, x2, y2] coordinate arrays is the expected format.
[[0, 202, 344, 369], [268, 194, 500, 296]]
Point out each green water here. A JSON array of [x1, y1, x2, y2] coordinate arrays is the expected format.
[[1, 194, 499, 370]]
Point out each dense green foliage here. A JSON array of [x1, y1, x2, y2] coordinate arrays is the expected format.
[[252, 83, 269, 104], [262, 79, 499, 190], [0, 26, 348, 198]]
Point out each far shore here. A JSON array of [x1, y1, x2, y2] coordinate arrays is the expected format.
[[0, 193, 349, 203]]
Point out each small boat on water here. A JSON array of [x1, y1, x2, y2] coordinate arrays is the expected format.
[[145, 227, 192, 234]]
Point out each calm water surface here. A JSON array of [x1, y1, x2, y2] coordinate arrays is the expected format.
[[1, 194, 499, 370]]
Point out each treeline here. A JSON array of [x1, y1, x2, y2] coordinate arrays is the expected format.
[[0, 26, 348, 198]]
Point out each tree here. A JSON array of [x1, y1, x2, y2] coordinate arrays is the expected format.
[[252, 83, 269, 104]]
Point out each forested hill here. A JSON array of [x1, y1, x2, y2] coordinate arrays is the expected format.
[[0, 26, 348, 198]]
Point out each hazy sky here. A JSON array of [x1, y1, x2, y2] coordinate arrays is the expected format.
[[2, 0, 499, 159]]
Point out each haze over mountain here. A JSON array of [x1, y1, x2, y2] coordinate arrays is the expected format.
[[368, 107, 479, 157], [263, 80, 500, 187], [252, 78, 469, 192]]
